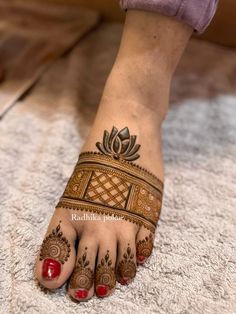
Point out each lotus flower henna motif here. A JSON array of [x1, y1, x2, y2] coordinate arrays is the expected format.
[[96, 126, 141, 161]]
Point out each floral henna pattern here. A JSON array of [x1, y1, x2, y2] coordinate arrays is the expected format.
[[116, 244, 136, 284], [40, 221, 71, 264], [95, 250, 116, 290], [96, 126, 141, 161], [69, 247, 94, 290], [136, 233, 154, 262]]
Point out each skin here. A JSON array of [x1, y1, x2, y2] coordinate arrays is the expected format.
[[35, 9, 193, 301]]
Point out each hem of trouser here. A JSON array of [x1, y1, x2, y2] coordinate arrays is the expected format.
[[195, 0, 219, 33], [176, 0, 218, 33], [119, 0, 218, 34]]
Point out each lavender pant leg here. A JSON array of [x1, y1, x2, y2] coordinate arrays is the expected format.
[[119, 0, 219, 33]]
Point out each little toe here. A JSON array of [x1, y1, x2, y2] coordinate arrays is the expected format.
[[68, 238, 97, 302], [136, 226, 154, 265], [116, 237, 137, 285], [95, 242, 117, 298], [35, 218, 77, 290]]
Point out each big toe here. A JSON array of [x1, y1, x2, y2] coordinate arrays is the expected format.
[[35, 217, 77, 290]]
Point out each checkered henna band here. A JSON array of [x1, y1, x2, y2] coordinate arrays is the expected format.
[[56, 127, 163, 232]]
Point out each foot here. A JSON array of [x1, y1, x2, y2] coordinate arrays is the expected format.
[[35, 101, 164, 301], [35, 7, 192, 301]]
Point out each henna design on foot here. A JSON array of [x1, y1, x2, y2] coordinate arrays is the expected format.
[[40, 221, 71, 264], [96, 126, 141, 161], [69, 247, 94, 291], [116, 244, 136, 284], [58, 152, 163, 233], [35, 278, 49, 293], [136, 233, 154, 262], [95, 250, 116, 290]]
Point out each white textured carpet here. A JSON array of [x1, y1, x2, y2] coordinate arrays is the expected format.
[[0, 23, 235, 314]]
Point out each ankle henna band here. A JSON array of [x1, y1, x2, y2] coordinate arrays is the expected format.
[[56, 152, 163, 232]]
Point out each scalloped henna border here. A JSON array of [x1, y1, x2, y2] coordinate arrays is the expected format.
[[79, 151, 164, 190], [56, 202, 156, 233]]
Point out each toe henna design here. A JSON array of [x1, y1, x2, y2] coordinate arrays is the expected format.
[[136, 233, 154, 262], [95, 250, 116, 290], [40, 221, 71, 264], [69, 247, 94, 291], [116, 244, 136, 284], [35, 278, 49, 293]]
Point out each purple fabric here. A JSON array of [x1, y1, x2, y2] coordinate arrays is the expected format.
[[119, 0, 219, 33]]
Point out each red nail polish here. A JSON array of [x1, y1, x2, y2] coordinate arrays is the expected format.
[[137, 255, 146, 263], [75, 289, 88, 299], [42, 258, 61, 280], [96, 285, 108, 297], [120, 277, 131, 285]]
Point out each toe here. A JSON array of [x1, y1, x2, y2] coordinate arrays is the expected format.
[[116, 234, 137, 285], [35, 217, 77, 290], [136, 226, 154, 265], [68, 237, 97, 302], [95, 241, 117, 298]]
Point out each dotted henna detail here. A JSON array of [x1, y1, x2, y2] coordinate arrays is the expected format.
[[57, 151, 163, 233], [136, 233, 154, 259], [35, 278, 49, 294], [95, 250, 116, 289], [69, 247, 94, 290], [116, 244, 136, 282], [79, 151, 164, 188], [39, 221, 71, 264]]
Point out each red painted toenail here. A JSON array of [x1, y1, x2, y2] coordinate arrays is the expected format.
[[120, 277, 131, 285], [137, 255, 146, 263], [42, 258, 61, 280], [75, 289, 88, 299], [96, 285, 108, 297]]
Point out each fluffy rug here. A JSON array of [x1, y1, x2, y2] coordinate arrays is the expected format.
[[0, 21, 235, 314]]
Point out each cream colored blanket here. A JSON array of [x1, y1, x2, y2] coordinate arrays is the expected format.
[[0, 9, 235, 314]]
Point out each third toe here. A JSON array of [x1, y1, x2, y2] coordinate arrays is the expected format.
[[95, 245, 117, 298]]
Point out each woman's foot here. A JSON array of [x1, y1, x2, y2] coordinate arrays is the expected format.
[[35, 10, 192, 301], [35, 111, 164, 301]]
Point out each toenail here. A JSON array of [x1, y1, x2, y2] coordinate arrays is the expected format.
[[96, 285, 109, 297], [119, 277, 131, 285], [75, 289, 88, 299], [137, 255, 146, 263], [42, 258, 61, 280]]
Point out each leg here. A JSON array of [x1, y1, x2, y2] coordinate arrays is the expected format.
[[84, 9, 192, 177], [35, 10, 192, 301]]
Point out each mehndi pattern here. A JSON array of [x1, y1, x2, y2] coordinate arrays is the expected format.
[[57, 127, 163, 233]]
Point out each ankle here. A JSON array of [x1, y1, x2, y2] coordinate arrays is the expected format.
[[82, 97, 164, 179], [100, 62, 170, 125], [99, 97, 165, 129]]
